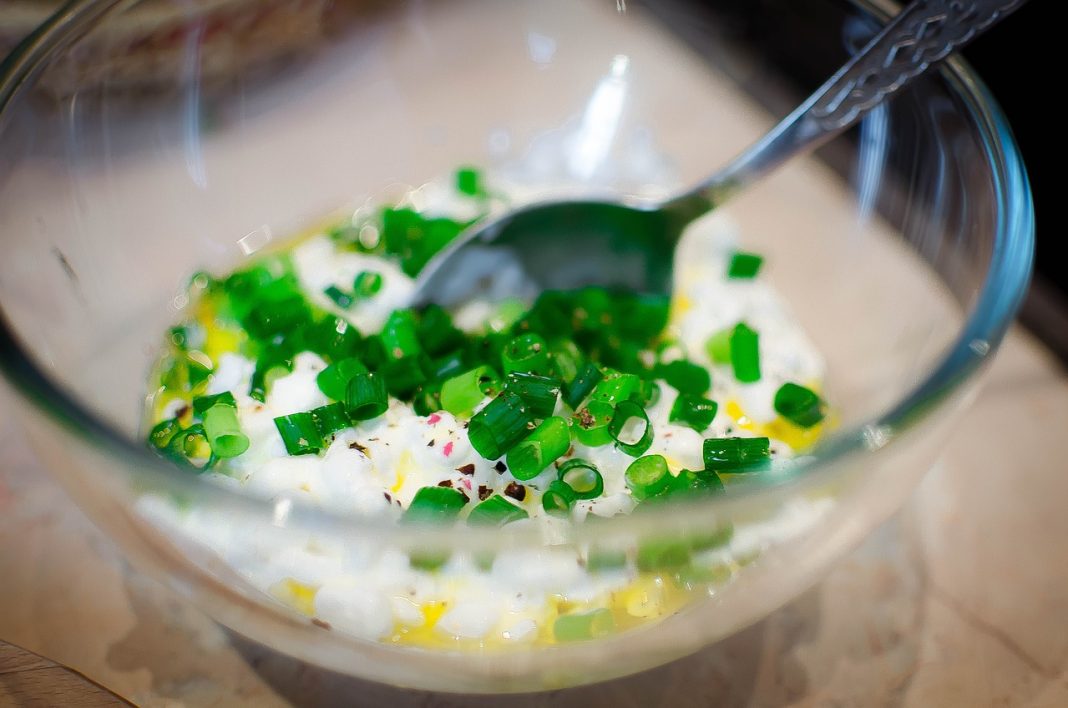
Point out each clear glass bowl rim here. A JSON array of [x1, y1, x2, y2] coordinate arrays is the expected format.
[[0, 0, 1035, 543]]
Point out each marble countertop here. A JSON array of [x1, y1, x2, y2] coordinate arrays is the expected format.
[[2, 326, 1066, 707]]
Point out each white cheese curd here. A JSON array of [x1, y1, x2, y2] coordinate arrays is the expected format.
[[141, 175, 833, 648]]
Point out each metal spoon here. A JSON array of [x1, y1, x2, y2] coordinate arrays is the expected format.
[[412, 0, 1025, 306]]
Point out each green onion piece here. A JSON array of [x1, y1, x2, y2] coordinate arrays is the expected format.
[[409, 550, 450, 572], [774, 382, 826, 427], [191, 391, 236, 416], [380, 310, 421, 360], [557, 459, 604, 500], [669, 394, 718, 432], [316, 357, 369, 401], [702, 436, 771, 472], [455, 166, 484, 196], [617, 293, 671, 342], [625, 455, 670, 500], [586, 548, 628, 571], [323, 285, 354, 309], [705, 327, 733, 365], [148, 418, 182, 449], [634, 379, 661, 407], [416, 304, 464, 357], [501, 333, 551, 376], [730, 323, 761, 383], [165, 423, 216, 470], [664, 469, 725, 498], [541, 479, 578, 517], [304, 315, 363, 363], [412, 382, 443, 417], [440, 366, 500, 418], [243, 295, 308, 340], [503, 372, 560, 418], [549, 339, 583, 384], [345, 373, 389, 420], [571, 399, 615, 447], [249, 355, 292, 403], [426, 349, 466, 381], [636, 538, 692, 571], [353, 271, 383, 299], [378, 355, 427, 398], [590, 370, 641, 405], [657, 359, 711, 396], [553, 608, 615, 642], [309, 402, 352, 440], [403, 485, 468, 524], [607, 400, 653, 457], [466, 495, 528, 526], [274, 413, 323, 456], [727, 251, 764, 279], [563, 362, 603, 409], [203, 403, 249, 458], [467, 392, 534, 460], [506, 416, 570, 481], [688, 523, 734, 551]]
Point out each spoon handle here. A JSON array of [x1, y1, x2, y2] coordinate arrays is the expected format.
[[664, 0, 1027, 222]]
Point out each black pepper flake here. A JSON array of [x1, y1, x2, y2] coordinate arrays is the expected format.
[[457, 463, 475, 476], [427, 440, 436, 447], [437, 479, 454, 488], [494, 461, 507, 474], [174, 404, 190, 419], [478, 485, 492, 501], [576, 409, 595, 429], [566, 445, 574, 457], [504, 482, 526, 501], [369, 437, 380, 442], [311, 618, 332, 630], [348, 441, 369, 454], [457, 489, 471, 503], [463, 422, 469, 429], [383, 492, 392, 503]]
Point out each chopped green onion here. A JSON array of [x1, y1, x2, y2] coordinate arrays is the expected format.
[[309, 402, 352, 440], [553, 608, 615, 641], [441, 366, 500, 417], [274, 413, 323, 456], [730, 323, 761, 383], [702, 436, 771, 472], [541, 479, 578, 517], [633, 379, 661, 408], [403, 486, 468, 524], [243, 295, 308, 340], [323, 285, 354, 309], [557, 459, 604, 500], [774, 382, 825, 427], [165, 423, 216, 470], [503, 372, 560, 418], [688, 523, 734, 551], [705, 327, 733, 365], [316, 357, 369, 401], [416, 304, 464, 357], [664, 469, 724, 498], [353, 271, 383, 299], [412, 382, 443, 417], [563, 362, 603, 409], [669, 394, 718, 432], [345, 373, 389, 420], [548, 339, 583, 384], [191, 391, 236, 416], [466, 495, 528, 526], [590, 370, 640, 404], [506, 416, 570, 481], [657, 359, 711, 396], [426, 349, 466, 381], [467, 392, 534, 460], [148, 418, 182, 449], [380, 310, 421, 360], [501, 333, 551, 376], [617, 293, 671, 342], [727, 251, 764, 279], [636, 538, 692, 571], [455, 166, 484, 196], [378, 355, 427, 398], [571, 399, 615, 447], [304, 315, 362, 363], [625, 455, 670, 500], [203, 403, 249, 458], [607, 400, 653, 457], [586, 548, 628, 571], [249, 354, 292, 403]]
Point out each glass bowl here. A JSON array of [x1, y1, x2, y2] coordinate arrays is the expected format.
[[0, 0, 1033, 694]]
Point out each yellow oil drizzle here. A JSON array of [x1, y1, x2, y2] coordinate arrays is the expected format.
[[269, 578, 319, 617]]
